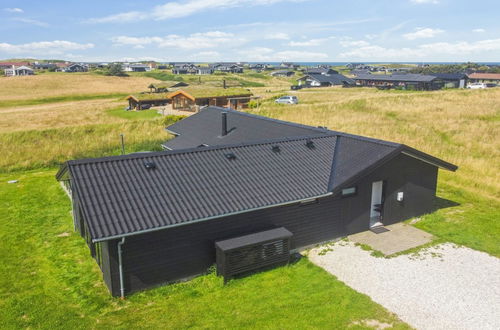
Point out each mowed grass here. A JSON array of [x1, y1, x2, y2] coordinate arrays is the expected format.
[[251, 87, 500, 256], [0, 170, 408, 329]]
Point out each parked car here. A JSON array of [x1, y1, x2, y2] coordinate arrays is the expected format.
[[467, 83, 487, 89], [485, 83, 498, 88], [275, 95, 298, 104], [140, 104, 152, 110]]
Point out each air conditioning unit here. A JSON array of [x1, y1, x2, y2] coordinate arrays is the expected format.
[[215, 227, 293, 283]]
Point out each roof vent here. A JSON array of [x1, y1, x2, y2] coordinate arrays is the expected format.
[[144, 161, 156, 170], [224, 153, 237, 160], [306, 140, 315, 149], [272, 145, 281, 153]]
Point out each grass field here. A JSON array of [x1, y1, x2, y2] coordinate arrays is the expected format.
[[0, 170, 408, 329], [0, 72, 498, 328]]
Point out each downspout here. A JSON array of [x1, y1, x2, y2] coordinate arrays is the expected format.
[[117, 237, 126, 299]]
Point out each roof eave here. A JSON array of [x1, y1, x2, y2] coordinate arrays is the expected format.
[[91, 191, 334, 243]]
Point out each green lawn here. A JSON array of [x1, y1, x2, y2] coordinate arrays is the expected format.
[[107, 107, 162, 120], [413, 178, 500, 257], [0, 170, 409, 329]]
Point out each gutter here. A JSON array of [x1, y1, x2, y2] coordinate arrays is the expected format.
[[93, 192, 333, 243], [117, 237, 126, 299]]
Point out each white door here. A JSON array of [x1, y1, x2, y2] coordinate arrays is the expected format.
[[370, 181, 384, 227]]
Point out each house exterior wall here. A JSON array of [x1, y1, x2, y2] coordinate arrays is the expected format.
[[98, 153, 438, 296]]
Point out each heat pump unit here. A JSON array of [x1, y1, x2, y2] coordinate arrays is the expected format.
[[215, 227, 293, 283]]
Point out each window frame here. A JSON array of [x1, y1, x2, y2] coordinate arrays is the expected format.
[[341, 186, 357, 198]]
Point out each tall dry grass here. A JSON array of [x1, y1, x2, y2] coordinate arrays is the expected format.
[[251, 87, 500, 201], [0, 120, 170, 171], [0, 73, 156, 101], [0, 99, 126, 133]]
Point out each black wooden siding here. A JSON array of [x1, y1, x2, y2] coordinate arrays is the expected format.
[[99, 153, 438, 296]]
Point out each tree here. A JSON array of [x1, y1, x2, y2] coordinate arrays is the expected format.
[[106, 63, 128, 77]]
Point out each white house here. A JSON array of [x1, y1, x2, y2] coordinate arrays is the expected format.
[[4, 65, 34, 76]]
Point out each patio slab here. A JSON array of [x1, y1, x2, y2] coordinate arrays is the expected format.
[[348, 223, 433, 255]]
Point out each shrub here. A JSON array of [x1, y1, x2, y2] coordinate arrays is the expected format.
[[160, 115, 186, 126], [247, 100, 259, 109]]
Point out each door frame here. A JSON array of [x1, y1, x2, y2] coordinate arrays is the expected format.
[[369, 180, 386, 228]]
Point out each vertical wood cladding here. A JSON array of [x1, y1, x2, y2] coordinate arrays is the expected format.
[[102, 153, 438, 296]]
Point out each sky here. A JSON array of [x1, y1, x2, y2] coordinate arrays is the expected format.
[[1, 0, 499, 62]]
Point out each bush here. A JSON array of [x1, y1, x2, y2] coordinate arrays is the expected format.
[[247, 100, 259, 109], [104, 63, 128, 77], [160, 115, 186, 126]]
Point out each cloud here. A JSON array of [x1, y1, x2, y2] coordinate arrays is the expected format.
[[12, 17, 49, 27], [288, 38, 328, 47], [265, 32, 290, 40], [274, 50, 328, 60], [0, 40, 94, 55], [88, 0, 304, 23], [403, 27, 444, 40], [410, 0, 439, 4], [472, 28, 486, 33], [237, 47, 327, 61], [191, 51, 221, 59], [111, 31, 241, 50], [338, 38, 500, 60], [340, 40, 370, 47], [4, 7, 23, 13]]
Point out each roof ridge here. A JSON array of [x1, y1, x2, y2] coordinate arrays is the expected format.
[[199, 106, 329, 133], [66, 133, 337, 166]]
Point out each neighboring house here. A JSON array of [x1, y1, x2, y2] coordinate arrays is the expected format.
[[196, 67, 214, 75], [271, 70, 295, 77], [125, 93, 171, 110], [57, 63, 89, 72], [32, 63, 57, 70], [297, 73, 355, 87], [215, 65, 244, 73], [354, 73, 443, 90], [4, 65, 34, 76], [169, 87, 253, 111], [280, 62, 299, 69], [127, 87, 253, 111], [0, 61, 30, 70], [428, 73, 468, 88], [172, 63, 197, 74], [467, 73, 500, 85], [304, 68, 339, 75], [57, 106, 457, 296], [123, 63, 152, 72], [249, 63, 265, 71]]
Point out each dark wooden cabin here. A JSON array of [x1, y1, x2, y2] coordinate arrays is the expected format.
[[56, 107, 457, 297], [354, 73, 444, 90]]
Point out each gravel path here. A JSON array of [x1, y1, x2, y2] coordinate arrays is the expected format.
[[309, 242, 500, 330]]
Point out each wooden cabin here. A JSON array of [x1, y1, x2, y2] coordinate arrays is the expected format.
[[169, 88, 253, 111], [126, 93, 171, 110]]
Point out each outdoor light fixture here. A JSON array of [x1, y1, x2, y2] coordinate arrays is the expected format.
[[397, 191, 404, 202]]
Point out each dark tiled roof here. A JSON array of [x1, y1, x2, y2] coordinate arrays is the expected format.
[[163, 107, 328, 150], [354, 73, 437, 83], [301, 73, 355, 85], [428, 73, 467, 80], [63, 135, 339, 241]]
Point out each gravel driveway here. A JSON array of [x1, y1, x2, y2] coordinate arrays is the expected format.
[[309, 242, 500, 330]]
